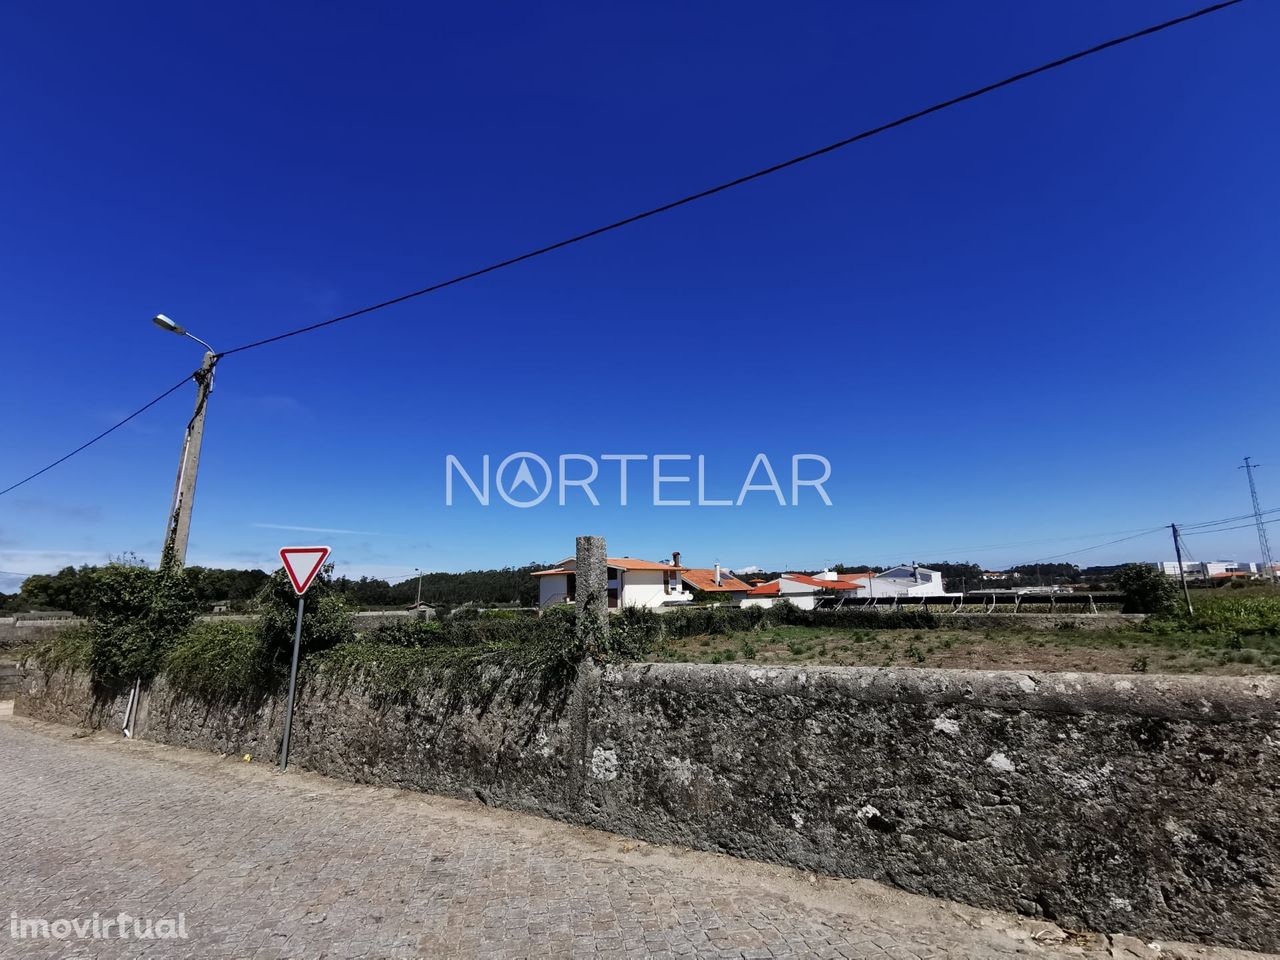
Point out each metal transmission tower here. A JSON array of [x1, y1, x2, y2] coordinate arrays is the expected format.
[[1240, 457, 1276, 583]]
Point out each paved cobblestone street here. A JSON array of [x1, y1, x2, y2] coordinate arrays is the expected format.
[[0, 716, 1267, 960]]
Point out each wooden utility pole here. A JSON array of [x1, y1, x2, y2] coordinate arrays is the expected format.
[[1171, 523, 1193, 615]]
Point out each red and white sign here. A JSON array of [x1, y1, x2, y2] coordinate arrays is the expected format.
[[279, 546, 331, 595]]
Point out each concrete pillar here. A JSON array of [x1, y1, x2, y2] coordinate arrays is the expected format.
[[575, 535, 609, 653]]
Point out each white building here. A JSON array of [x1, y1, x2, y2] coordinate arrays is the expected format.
[[742, 572, 865, 610], [535, 555, 690, 610], [1151, 560, 1256, 579], [865, 565, 948, 597]]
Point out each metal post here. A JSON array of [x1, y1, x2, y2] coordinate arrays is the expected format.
[[415, 568, 423, 608], [279, 596, 305, 771], [1171, 523, 1193, 615], [1240, 457, 1276, 584]]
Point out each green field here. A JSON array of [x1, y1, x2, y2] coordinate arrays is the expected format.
[[647, 592, 1280, 675]]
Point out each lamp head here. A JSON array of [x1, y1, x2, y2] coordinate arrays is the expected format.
[[151, 314, 185, 335]]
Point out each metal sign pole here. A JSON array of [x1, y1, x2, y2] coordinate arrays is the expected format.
[[279, 595, 305, 771]]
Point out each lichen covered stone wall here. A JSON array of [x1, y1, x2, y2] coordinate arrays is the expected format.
[[16, 662, 1278, 951]]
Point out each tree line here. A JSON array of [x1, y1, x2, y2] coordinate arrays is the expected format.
[[1, 560, 550, 614]]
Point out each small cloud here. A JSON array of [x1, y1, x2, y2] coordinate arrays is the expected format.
[[733, 565, 764, 575], [15, 498, 103, 523], [252, 523, 389, 537]]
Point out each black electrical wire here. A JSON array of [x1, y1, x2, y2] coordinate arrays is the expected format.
[[0, 0, 1248, 498], [216, 0, 1246, 358], [0, 374, 195, 498]]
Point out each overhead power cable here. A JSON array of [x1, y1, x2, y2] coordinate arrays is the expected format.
[[0, 374, 195, 498], [215, 0, 1245, 358], [1179, 506, 1280, 530], [1019, 527, 1168, 566], [1182, 516, 1280, 536], [0, 1, 1248, 498]]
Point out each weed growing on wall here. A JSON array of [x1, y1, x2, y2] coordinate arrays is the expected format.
[[29, 623, 93, 674], [315, 606, 582, 700], [164, 620, 271, 701], [82, 556, 198, 695]]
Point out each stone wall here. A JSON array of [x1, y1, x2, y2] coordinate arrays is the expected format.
[[0, 659, 28, 699], [16, 663, 1278, 951], [0, 616, 80, 651]]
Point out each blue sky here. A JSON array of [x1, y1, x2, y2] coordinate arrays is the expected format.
[[1, 1, 1277, 589]]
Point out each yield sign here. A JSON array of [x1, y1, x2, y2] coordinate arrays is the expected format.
[[279, 546, 331, 595]]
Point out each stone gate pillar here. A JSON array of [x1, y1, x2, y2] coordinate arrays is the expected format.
[[575, 535, 609, 653]]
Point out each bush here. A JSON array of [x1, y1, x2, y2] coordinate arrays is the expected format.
[[84, 559, 198, 694], [1114, 563, 1178, 615], [1180, 594, 1280, 637], [29, 623, 93, 674], [165, 620, 268, 700], [315, 605, 582, 698], [360, 617, 445, 648], [255, 566, 354, 672]]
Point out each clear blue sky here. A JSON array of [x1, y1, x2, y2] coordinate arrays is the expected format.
[[2, 1, 1278, 588]]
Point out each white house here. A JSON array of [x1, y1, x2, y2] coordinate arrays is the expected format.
[[862, 565, 948, 597], [741, 572, 865, 610], [535, 554, 691, 610]]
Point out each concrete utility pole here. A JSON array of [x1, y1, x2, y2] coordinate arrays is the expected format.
[[123, 317, 217, 739], [162, 353, 216, 568], [153, 315, 217, 570], [414, 567, 423, 607], [1240, 457, 1276, 584], [1170, 523, 1193, 616]]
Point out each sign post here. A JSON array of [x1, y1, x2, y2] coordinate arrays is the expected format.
[[277, 545, 330, 772]]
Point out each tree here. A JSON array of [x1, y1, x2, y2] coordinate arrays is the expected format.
[[923, 562, 984, 594], [1114, 563, 1178, 615]]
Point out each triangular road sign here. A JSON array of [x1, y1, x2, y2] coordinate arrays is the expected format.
[[279, 545, 331, 595]]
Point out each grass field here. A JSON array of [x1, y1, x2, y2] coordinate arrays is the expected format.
[[647, 625, 1280, 674]]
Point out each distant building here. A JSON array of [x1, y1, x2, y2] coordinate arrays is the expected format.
[[1151, 561, 1257, 579], [863, 565, 948, 597], [742, 572, 864, 610]]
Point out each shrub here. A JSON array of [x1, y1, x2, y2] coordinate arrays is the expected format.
[[29, 623, 93, 674], [1114, 564, 1178, 615], [255, 566, 354, 673], [1181, 594, 1280, 637], [166, 620, 268, 700], [85, 558, 198, 694], [315, 605, 582, 699], [361, 618, 445, 648]]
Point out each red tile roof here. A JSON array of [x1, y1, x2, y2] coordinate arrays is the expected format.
[[784, 573, 863, 591], [682, 568, 752, 593], [746, 581, 780, 596], [532, 557, 686, 576]]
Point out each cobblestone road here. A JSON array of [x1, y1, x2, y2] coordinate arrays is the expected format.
[[0, 717, 1267, 960]]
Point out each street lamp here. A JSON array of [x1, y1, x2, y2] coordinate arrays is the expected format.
[[152, 313, 216, 355], [414, 567, 423, 608], [152, 314, 217, 571]]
